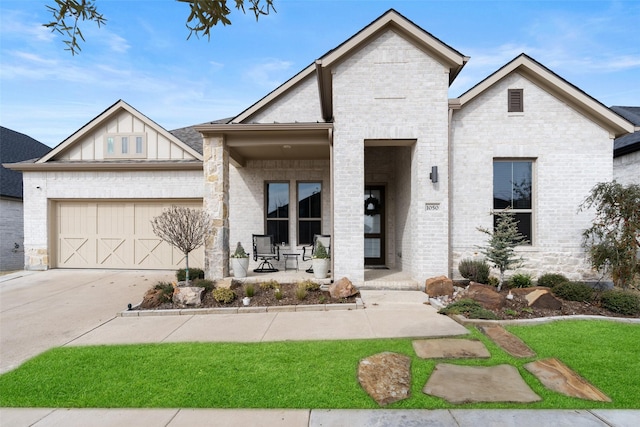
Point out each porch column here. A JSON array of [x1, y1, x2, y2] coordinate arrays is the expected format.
[[203, 134, 229, 280]]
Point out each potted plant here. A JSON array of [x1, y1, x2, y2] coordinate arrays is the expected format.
[[312, 241, 330, 279], [230, 242, 250, 278]]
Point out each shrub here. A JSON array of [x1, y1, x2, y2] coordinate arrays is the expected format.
[[507, 273, 533, 289], [259, 280, 279, 290], [295, 284, 307, 301], [298, 279, 320, 292], [153, 282, 174, 303], [438, 299, 498, 320], [192, 278, 215, 292], [244, 283, 255, 298], [274, 288, 283, 300], [176, 268, 204, 282], [537, 273, 569, 289], [458, 258, 490, 284], [212, 288, 236, 304], [600, 290, 640, 315], [552, 281, 594, 302], [487, 276, 500, 287]]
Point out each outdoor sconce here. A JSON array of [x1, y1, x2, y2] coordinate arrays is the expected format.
[[430, 166, 438, 183]]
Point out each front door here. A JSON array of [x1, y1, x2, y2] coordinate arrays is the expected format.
[[364, 185, 385, 266]]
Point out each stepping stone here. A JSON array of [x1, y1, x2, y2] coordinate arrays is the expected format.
[[477, 324, 536, 358], [525, 358, 612, 402], [423, 363, 541, 404], [358, 352, 411, 406], [413, 339, 490, 359]]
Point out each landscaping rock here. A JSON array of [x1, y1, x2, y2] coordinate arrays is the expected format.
[[329, 277, 358, 299], [172, 286, 204, 307], [412, 339, 490, 359], [465, 283, 505, 310], [423, 363, 541, 403], [140, 288, 170, 309], [425, 276, 454, 297], [358, 352, 411, 406], [477, 325, 536, 358], [524, 358, 611, 402], [510, 286, 552, 296], [528, 292, 562, 310]]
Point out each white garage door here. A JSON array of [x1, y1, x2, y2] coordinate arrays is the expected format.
[[54, 200, 205, 269]]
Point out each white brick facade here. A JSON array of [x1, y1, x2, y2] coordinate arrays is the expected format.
[[450, 73, 614, 281], [614, 151, 640, 185]]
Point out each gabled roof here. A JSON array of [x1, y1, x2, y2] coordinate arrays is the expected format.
[[611, 106, 640, 157], [0, 127, 50, 199], [456, 54, 634, 138], [38, 99, 203, 163], [232, 8, 468, 124]]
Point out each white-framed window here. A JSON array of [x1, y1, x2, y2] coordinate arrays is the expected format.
[[493, 160, 533, 244], [104, 133, 147, 158]]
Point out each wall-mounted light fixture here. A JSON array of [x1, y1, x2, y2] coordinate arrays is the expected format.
[[429, 166, 438, 183]]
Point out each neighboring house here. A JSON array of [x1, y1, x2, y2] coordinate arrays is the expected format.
[[0, 127, 50, 271], [610, 106, 640, 185], [6, 9, 634, 287]]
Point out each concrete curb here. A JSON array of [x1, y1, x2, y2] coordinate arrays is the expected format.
[[119, 297, 365, 317]]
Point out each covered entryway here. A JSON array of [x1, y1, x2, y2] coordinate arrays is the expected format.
[[53, 200, 204, 269]]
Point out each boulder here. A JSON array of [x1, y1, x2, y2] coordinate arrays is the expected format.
[[425, 276, 454, 297], [510, 286, 552, 296], [172, 286, 205, 307], [358, 352, 411, 406], [329, 277, 359, 299], [527, 290, 562, 310], [466, 282, 505, 310], [139, 288, 170, 309]]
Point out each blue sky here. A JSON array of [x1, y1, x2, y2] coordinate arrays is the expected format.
[[1, 0, 639, 147]]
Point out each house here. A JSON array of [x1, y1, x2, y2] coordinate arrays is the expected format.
[[610, 106, 640, 185], [0, 127, 50, 271], [6, 9, 634, 286]]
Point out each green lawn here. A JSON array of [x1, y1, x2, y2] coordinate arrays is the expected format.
[[0, 320, 638, 409]]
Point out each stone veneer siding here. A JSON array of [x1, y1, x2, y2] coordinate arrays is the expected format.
[[21, 169, 203, 270], [450, 72, 613, 281]]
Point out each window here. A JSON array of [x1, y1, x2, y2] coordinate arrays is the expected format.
[[508, 89, 523, 112], [266, 182, 289, 245], [298, 182, 322, 245], [104, 134, 146, 158], [493, 160, 533, 243]]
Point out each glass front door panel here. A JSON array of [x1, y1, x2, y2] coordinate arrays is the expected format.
[[364, 186, 385, 265]]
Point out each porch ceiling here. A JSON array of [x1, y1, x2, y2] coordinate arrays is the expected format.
[[195, 122, 332, 167]]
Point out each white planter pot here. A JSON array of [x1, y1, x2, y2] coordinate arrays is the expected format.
[[231, 257, 249, 278], [242, 297, 251, 306], [312, 258, 329, 279]]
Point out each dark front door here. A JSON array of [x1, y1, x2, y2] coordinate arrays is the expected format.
[[364, 185, 385, 266]]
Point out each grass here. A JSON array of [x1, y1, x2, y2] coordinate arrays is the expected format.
[[0, 321, 638, 409]]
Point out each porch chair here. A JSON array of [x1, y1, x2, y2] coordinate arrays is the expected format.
[[252, 234, 280, 272], [302, 234, 331, 273]]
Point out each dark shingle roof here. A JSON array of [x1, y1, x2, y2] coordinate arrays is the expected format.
[[169, 117, 233, 155], [611, 106, 640, 157], [0, 127, 51, 199]]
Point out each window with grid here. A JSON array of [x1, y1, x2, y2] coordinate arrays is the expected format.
[[297, 182, 322, 245], [266, 182, 289, 245], [493, 160, 533, 243]]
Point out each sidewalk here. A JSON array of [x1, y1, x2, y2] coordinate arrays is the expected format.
[[1, 270, 639, 426]]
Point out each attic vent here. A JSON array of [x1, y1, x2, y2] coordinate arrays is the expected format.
[[508, 89, 524, 112]]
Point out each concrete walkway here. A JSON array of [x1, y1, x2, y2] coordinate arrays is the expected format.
[[1, 270, 638, 426]]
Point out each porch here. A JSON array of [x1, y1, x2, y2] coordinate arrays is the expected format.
[[229, 267, 421, 291]]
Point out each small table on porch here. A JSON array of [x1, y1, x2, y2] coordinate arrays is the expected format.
[[282, 253, 299, 271]]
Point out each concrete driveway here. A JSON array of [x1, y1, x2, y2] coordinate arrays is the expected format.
[[0, 269, 174, 374]]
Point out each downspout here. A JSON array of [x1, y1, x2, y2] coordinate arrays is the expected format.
[[447, 98, 461, 279]]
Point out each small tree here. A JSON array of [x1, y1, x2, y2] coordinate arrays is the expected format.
[[579, 181, 640, 289], [151, 206, 211, 283], [477, 210, 528, 291]]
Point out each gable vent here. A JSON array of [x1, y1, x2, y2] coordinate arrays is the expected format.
[[508, 89, 524, 112]]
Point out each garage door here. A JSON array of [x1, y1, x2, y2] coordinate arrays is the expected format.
[[54, 200, 205, 269]]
